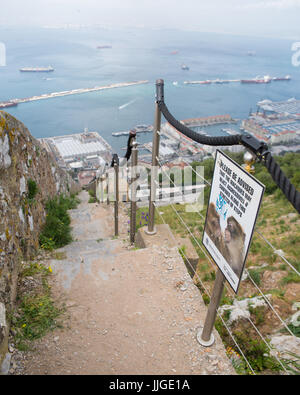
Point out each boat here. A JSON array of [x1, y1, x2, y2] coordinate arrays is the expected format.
[[172, 81, 178, 86], [181, 64, 189, 70], [170, 50, 178, 55], [20, 66, 54, 72], [272, 75, 291, 81], [97, 45, 112, 49], [215, 79, 230, 84], [0, 101, 18, 109], [241, 75, 271, 84]]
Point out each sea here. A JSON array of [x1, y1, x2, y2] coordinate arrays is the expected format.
[[0, 26, 299, 156]]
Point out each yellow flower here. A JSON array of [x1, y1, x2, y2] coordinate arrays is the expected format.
[[48, 266, 52, 273], [22, 324, 26, 328]]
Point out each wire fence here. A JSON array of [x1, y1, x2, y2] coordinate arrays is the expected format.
[[155, 155, 300, 374], [93, 86, 300, 374], [95, 144, 299, 374]]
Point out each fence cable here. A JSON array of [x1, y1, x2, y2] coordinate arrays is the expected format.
[[180, 159, 300, 278], [154, 157, 295, 373]]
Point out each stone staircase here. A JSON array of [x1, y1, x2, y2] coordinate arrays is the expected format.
[[21, 190, 235, 375]]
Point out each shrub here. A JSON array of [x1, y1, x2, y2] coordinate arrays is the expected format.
[[27, 178, 38, 201], [11, 261, 64, 350], [39, 194, 79, 250]]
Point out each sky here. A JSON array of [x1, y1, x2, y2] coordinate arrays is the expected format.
[[0, 0, 300, 39]]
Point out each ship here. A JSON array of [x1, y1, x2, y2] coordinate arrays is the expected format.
[[97, 45, 112, 49], [181, 64, 189, 70], [0, 101, 18, 109], [20, 66, 54, 72], [170, 50, 178, 55], [215, 79, 230, 84], [272, 75, 291, 81], [241, 75, 271, 84], [198, 80, 211, 84]]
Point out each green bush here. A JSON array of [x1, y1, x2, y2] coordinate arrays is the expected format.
[[39, 194, 79, 250], [11, 261, 64, 350], [27, 178, 38, 201]]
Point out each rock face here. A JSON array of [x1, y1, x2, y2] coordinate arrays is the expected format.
[[0, 111, 80, 364]]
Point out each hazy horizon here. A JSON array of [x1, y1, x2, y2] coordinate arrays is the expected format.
[[0, 0, 300, 40]]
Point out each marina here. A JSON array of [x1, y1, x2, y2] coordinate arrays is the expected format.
[[0, 80, 149, 109]]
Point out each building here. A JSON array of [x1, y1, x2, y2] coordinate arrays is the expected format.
[[39, 128, 112, 174], [241, 99, 300, 145]]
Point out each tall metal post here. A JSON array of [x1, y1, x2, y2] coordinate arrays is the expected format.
[[146, 79, 163, 235], [100, 176, 104, 203], [114, 162, 119, 237], [197, 269, 225, 347], [106, 169, 109, 205], [130, 141, 138, 244]]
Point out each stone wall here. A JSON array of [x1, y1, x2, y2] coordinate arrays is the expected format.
[[0, 111, 80, 364]]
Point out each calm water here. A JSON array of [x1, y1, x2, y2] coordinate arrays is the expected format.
[[0, 26, 299, 155]]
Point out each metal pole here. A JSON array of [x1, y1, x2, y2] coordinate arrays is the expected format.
[[106, 169, 109, 205], [100, 176, 104, 203], [146, 79, 163, 235], [130, 141, 138, 244], [114, 162, 119, 237], [197, 269, 225, 347]]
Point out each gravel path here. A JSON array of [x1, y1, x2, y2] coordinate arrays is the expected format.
[[9, 191, 235, 375]]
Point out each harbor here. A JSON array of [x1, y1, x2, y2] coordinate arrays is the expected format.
[[0, 80, 149, 109], [183, 75, 290, 85]]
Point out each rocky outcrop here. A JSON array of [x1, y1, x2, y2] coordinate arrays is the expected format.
[[0, 111, 80, 365]]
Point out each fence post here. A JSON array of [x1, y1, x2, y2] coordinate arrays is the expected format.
[[99, 175, 104, 202], [106, 169, 109, 205], [146, 80, 163, 235], [114, 161, 119, 237], [130, 141, 138, 244], [197, 269, 225, 347]]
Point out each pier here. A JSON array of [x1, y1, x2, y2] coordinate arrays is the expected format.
[[0, 80, 149, 108], [183, 75, 290, 85]]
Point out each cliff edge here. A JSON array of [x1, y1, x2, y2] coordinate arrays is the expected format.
[[0, 111, 80, 365]]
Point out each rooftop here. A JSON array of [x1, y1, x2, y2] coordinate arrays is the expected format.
[[55, 138, 106, 158]]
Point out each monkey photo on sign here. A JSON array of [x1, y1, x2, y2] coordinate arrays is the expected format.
[[205, 202, 227, 256], [223, 216, 246, 277]]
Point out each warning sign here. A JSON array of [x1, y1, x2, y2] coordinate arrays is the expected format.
[[202, 150, 265, 293]]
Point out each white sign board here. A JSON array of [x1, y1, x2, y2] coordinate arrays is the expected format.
[[203, 150, 265, 293]]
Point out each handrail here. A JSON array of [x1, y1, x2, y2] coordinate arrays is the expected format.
[[155, 79, 300, 214]]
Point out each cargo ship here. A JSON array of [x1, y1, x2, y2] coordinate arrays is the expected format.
[[241, 75, 271, 84], [215, 79, 230, 84], [0, 101, 18, 109], [272, 75, 291, 81], [20, 66, 54, 72]]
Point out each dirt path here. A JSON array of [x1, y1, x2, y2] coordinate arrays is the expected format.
[[15, 191, 235, 375]]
